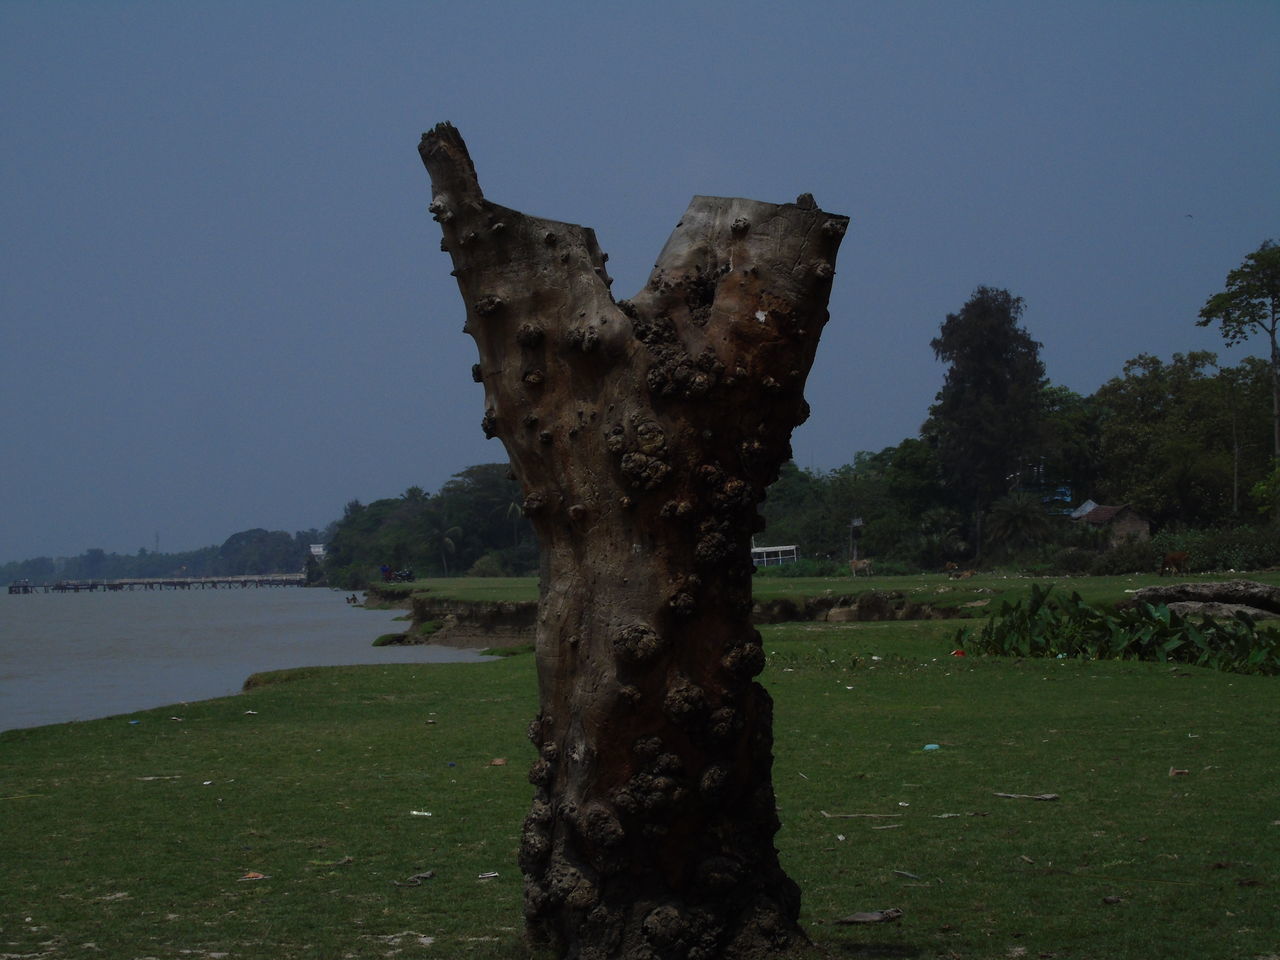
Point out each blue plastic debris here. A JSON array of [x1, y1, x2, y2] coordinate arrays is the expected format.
[[923, 743, 940, 751]]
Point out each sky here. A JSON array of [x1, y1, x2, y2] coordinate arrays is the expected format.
[[2, 1, 1277, 564]]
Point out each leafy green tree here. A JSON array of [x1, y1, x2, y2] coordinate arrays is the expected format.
[[81, 548, 108, 579], [320, 465, 537, 585], [1034, 385, 1101, 503], [912, 507, 968, 569], [1251, 464, 1280, 518], [1, 556, 55, 583], [1218, 358, 1274, 515], [843, 441, 951, 565], [217, 529, 306, 575], [758, 462, 829, 554], [434, 463, 531, 560], [1198, 239, 1280, 466], [1092, 353, 1272, 526], [924, 287, 1046, 555]]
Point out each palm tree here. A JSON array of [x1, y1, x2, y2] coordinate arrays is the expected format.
[[985, 491, 1052, 554], [422, 515, 463, 576]]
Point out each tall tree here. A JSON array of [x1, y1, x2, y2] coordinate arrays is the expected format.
[[419, 123, 847, 959], [1093, 352, 1272, 526], [1198, 239, 1280, 519], [435, 462, 531, 554], [924, 287, 1045, 554], [1035, 384, 1101, 503]]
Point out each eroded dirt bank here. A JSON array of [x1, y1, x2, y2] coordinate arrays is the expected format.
[[365, 585, 948, 650]]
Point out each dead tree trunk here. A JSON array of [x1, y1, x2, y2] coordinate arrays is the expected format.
[[418, 123, 848, 960]]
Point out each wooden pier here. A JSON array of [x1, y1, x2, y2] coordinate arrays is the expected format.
[[8, 574, 307, 594]]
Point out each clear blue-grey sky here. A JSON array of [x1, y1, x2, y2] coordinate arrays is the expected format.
[[2, 1, 1277, 564]]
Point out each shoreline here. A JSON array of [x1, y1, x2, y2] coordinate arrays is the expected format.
[[0, 589, 493, 732]]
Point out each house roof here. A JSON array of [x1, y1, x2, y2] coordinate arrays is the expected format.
[[1078, 503, 1140, 525]]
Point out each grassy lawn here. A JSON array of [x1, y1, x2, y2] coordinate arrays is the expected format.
[[389, 570, 1280, 613], [3, 616, 1278, 959], [371, 578, 540, 605]]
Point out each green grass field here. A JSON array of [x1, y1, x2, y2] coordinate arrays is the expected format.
[[3, 585, 1279, 959], [387, 569, 1280, 613]]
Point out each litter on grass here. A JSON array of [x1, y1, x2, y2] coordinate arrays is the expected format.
[[821, 810, 901, 819], [835, 908, 903, 925], [409, 810, 433, 817], [237, 872, 268, 881], [369, 932, 435, 948], [994, 792, 1060, 801], [393, 871, 436, 887], [478, 872, 500, 880]]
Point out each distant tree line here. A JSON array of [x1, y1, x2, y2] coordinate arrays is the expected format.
[[760, 265, 1278, 575], [315, 300, 1275, 584], [759, 350, 1275, 575], [319, 238, 1280, 581], [8, 243, 1273, 586], [1, 528, 325, 585]]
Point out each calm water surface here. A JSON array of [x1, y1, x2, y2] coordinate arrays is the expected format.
[[0, 588, 490, 731]]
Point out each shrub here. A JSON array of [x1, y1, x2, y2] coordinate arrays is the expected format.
[[1088, 539, 1159, 575], [1046, 547, 1095, 575], [1148, 524, 1280, 573], [954, 584, 1280, 676], [466, 552, 509, 577]]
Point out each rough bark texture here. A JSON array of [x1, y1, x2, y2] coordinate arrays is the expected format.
[[418, 123, 848, 960]]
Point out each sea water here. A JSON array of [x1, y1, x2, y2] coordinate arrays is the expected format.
[[0, 587, 490, 730]]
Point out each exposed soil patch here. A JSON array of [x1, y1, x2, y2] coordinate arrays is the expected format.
[[365, 586, 951, 650], [408, 595, 538, 649], [753, 590, 947, 624]]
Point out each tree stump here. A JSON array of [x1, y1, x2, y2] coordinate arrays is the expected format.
[[418, 123, 848, 960]]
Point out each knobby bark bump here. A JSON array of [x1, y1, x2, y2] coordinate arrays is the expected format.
[[418, 123, 848, 960]]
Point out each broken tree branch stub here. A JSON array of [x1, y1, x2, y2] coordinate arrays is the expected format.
[[418, 122, 848, 960]]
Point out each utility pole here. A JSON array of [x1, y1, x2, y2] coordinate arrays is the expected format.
[[849, 517, 863, 562]]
